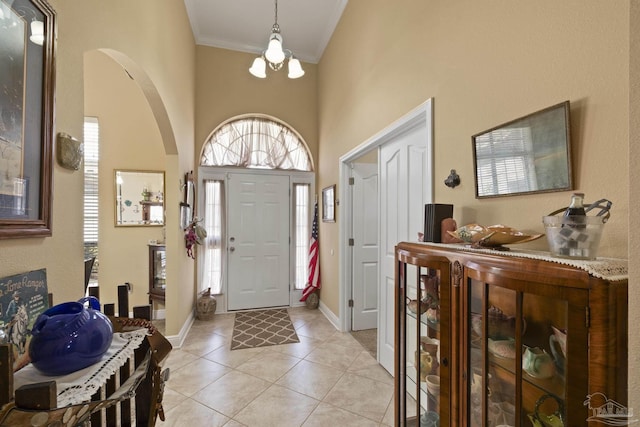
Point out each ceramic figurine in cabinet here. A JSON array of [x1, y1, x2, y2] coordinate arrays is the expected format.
[[522, 346, 556, 379], [415, 336, 440, 381], [415, 350, 433, 382], [422, 274, 440, 326]]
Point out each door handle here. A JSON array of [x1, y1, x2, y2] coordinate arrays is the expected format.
[[229, 246, 235, 252]]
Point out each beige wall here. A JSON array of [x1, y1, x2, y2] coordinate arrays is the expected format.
[[194, 46, 318, 168], [318, 0, 629, 316], [319, 0, 635, 408], [0, 0, 196, 336], [84, 51, 165, 311]]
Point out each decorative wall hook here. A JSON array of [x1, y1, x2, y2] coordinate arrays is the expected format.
[[444, 169, 460, 188]]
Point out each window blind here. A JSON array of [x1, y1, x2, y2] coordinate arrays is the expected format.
[[84, 117, 99, 243]]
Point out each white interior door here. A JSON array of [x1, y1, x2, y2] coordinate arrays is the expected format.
[[351, 163, 379, 331], [227, 173, 290, 310], [378, 123, 430, 373]]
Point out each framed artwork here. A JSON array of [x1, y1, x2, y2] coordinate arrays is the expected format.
[[322, 185, 335, 223], [0, 0, 56, 239]]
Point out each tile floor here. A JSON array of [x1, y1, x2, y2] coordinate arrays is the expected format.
[[158, 307, 395, 427]]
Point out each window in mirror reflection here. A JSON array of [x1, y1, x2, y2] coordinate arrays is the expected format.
[[115, 170, 165, 226], [475, 127, 537, 195]]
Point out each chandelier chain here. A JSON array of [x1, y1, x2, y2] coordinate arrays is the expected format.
[[248, 0, 304, 78]]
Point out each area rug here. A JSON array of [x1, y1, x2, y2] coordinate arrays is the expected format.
[[350, 328, 377, 358], [230, 308, 299, 350]]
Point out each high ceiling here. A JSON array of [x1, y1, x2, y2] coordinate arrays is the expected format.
[[183, 0, 348, 64]]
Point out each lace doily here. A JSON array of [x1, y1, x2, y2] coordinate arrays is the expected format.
[[14, 329, 148, 407], [417, 243, 628, 281]]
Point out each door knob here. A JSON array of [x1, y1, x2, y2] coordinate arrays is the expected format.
[[229, 246, 235, 252]]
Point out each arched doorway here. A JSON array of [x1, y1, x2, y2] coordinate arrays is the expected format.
[[83, 49, 184, 333]]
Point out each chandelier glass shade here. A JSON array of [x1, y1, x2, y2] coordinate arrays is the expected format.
[[265, 30, 285, 64], [249, 57, 267, 78], [249, 0, 304, 79], [0, 3, 45, 46], [30, 20, 44, 45]]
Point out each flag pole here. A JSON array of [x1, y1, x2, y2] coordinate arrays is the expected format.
[[300, 197, 321, 302]]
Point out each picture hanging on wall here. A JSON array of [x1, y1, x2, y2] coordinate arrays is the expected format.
[[322, 185, 335, 223]]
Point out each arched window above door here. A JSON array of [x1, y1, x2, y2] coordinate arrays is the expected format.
[[200, 115, 313, 171]]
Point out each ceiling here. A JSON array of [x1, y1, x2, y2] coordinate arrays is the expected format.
[[183, 0, 348, 64]]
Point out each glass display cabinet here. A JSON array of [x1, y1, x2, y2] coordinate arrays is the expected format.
[[395, 247, 452, 427], [148, 244, 166, 303], [464, 261, 579, 427], [395, 242, 628, 427]]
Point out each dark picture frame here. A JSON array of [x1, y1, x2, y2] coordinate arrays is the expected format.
[[472, 101, 573, 199], [0, 0, 56, 238], [322, 185, 335, 223]]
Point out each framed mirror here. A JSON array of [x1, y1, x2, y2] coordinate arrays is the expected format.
[[180, 171, 194, 229], [472, 101, 573, 199], [322, 185, 335, 222], [115, 170, 165, 226]]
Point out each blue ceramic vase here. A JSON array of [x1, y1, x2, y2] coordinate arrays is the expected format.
[[29, 296, 113, 376]]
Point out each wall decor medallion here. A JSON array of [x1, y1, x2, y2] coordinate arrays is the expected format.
[[56, 133, 83, 170]]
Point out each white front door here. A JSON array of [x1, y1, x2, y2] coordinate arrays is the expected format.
[[351, 163, 379, 331], [378, 123, 431, 373], [227, 173, 290, 310]]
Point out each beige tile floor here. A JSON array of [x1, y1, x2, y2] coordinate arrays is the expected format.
[[158, 307, 395, 427]]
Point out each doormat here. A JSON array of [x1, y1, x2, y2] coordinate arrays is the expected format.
[[230, 309, 299, 350]]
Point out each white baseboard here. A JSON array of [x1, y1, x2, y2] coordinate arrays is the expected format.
[[165, 310, 194, 349], [153, 308, 166, 320], [318, 299, 342, 331]]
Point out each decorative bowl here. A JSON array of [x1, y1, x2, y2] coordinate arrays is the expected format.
[[479, 225, 544, 247], [407, 299, 429, 315], [425, 375, 440, 396], [446, 224, 492, 243], [447, 224, 544, 249], [488, 338, 516, 359]]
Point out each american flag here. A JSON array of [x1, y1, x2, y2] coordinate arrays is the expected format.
[[300, 201, 320, 301]]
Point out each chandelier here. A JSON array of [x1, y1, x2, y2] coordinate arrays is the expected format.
[[249, 0, 304, 79]]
